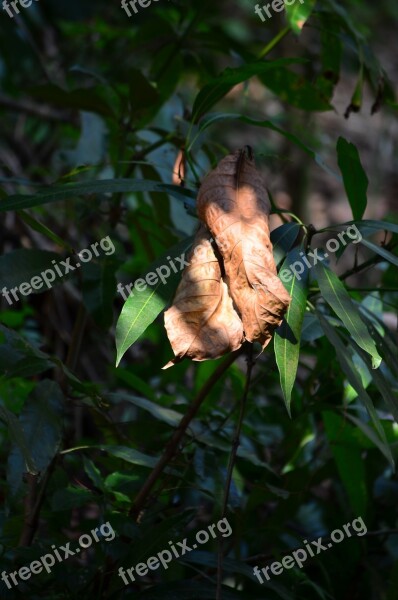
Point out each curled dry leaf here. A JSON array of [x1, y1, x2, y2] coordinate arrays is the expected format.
[[197, 148, 291, 348], [172, 149, 186, 186], [163, 226, 244, 368]]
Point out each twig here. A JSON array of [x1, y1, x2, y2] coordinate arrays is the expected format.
[[18, 458, 57, 547], [0, 93, 74, 123], [340, 242, 398, 281], [18, 473, 39, 547], [130, 350, 242, 520], [216, 344, 255, 600]]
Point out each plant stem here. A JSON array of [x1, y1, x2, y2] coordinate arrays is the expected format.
[[130, 350, 242, 520], [216, 344, 255, 600], [258, 26, 291, 59]]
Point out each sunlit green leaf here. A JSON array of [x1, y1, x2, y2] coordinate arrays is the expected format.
[[315, 263, 382, 368]]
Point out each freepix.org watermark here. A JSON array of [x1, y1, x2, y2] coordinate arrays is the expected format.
[[117, 224, 362, 300], [118, 517, 232, 585], [1, 522, 116, 590], [121, 0, 167, 18], [2, 0, 39, 19], [254, 0, 305, 23], [253, 516, 367, 584], [1, 236, 115, 306], [279, 224, 362, 283]]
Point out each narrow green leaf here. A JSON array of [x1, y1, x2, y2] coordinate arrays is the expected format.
[[18, 210, 73, 251], [107, 392, 182, 427], [0, 180, 196, 212], [315, 262, 382, 368], [192, 58, 304, 122], [192, 113, 341, 180], [360, 238, 398, 267], [321, 219, 398, 236], [275, 248, 309, 415], [315, 12, 342, 99], [83, 456, 105, 492], [271, 222, 301, 265], [99, 445, 165, 469], [115, 237, 194, 366], [284, 0, 317, 35], [344, 411, 397, 464], [317, 312, 393, 468], [323, 411, 368, 515], [259, 66, 332, 111], [337, 137, 368, 220], [352, 344, 398, 425]]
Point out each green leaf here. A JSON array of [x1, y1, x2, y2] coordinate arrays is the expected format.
[[258, 66, 332, 111], [344, 411, 397, 464], [0, 249, 63, 295], [0, 324, 54, 378], [191, 58, 304, 122], [99, 445, 165, 470], [360, 238, 398, 267], [271, 222, 301, 265], [317, 312, 393, 467], [0, 406, 37, 477], [352, 344, 398, 425], [0, 180, 196, 212], [191, 113, 341, 180], [114, 368, 158, 401], [275, 248, 309, 415], [7, 380, 64, 497], [82, 258, 120, 328], [321, 219, 398, 236], [83, 456, 105, 492], [284, 0, 317, 35], [323, 411, 367, 515], [115, 236, 194, 366], [315, 12, 342, 99], [315, 262, 382, 368], [18, 211, 73, 251], [337, 137, 368, 220], [107, 392, 182, 427]]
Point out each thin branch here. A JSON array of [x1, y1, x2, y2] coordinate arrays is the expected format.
[[18, 473, 39, 547], [0, 93, 74, 123], [340, 242, 398, 281], [130, 350, 242, 520], [18, 458, 57, 547], [216, 344, 255, 600]]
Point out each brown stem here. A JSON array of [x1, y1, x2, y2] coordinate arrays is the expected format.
[[216, 344, 255, 600], [130, 350, 241, 520], [18, 458, 57, 547], [340, 242, 398, 281], [0, 93, 74, 123]]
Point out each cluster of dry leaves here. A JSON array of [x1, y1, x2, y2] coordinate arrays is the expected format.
[[164, 147, 291, 368]]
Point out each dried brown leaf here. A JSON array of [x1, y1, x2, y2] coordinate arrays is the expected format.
[[197, 148, 291, 348], [172, 149, 185, 186], [163, 226, 244, 368]]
